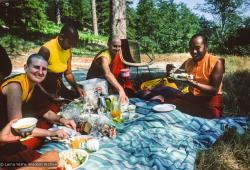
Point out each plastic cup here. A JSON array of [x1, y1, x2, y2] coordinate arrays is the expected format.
[[110, 101, 121, 118]]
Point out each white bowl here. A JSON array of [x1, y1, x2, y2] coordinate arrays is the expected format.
[[12, 117, 38, 134]]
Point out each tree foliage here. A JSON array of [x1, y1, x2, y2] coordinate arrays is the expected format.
[[0, 0, 249, 55], [130, 0, 201, 53], [200, 0, 249, 54], [0, 0, 48, 33], [59, 0, 92, 31]]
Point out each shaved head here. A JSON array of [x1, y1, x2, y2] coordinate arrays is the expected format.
[[107, 35, 121, 57], [27, 54, 46, 66], [108, 35, 120, 45]]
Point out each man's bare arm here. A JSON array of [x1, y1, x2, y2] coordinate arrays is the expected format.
[[101, 57, 128, 103], [64, 53, 85, 97], [3, 83, 23, 120], [209, 59, 224, 93]]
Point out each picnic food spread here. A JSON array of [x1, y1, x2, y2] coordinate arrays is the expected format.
[[44, 85, 143, 169], [36, 94, 248, 170]]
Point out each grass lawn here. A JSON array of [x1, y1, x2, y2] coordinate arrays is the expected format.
[[194, 55, 250, 170]]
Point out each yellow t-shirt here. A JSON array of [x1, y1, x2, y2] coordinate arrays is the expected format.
[[0, 74, 34, 103], [43, 37, 70, 73]]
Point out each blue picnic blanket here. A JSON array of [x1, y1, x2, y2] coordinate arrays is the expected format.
[[38, 98, 248, 170]]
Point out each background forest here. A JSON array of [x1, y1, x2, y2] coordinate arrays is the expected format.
[[0, 0, 249, 56]]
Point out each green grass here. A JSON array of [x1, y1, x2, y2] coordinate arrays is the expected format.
[[222, 55, 250, 73], [195, 127, 250, 170], [0, 33, 107, 58], [195, 55, 250, 170], [0, 35, 38, 56]]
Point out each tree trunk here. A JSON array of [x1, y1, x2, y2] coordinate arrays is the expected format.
[[56, 0, 61, 25], [91, 0, 98, 36], [109, 0, 126, 39]]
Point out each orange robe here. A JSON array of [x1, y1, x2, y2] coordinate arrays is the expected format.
[[171, 53, 223, 118]]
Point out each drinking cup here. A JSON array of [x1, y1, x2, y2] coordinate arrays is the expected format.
[[110, 101, 121, 118]]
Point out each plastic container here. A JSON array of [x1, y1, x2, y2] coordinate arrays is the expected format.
[[120, 68, 130, 78], [78, 78, 108, 108], [78, 78, 108, 95]]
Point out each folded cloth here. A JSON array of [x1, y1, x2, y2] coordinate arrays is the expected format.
[[140, 78, 178, 90], [136, 85, 184, 103], [37, 98, 248, 170]]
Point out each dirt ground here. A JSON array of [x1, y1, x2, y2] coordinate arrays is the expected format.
[[11, 53, 95, 70], [11, 51, 189, 71]]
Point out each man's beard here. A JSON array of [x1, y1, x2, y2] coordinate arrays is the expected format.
[[193, 52, 203, 61]]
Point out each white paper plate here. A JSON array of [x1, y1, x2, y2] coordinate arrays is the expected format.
[[60, 149, 89, 170], [152, 104, 176, 112]]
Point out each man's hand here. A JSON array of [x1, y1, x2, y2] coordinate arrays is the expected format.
[[50, 129, 69, 139], [75, 86, 85, 97], [118, 89, 128, 104], [187, 79, 199, 87], [0, 119, 21, 142], [59, 118, 77, 131]]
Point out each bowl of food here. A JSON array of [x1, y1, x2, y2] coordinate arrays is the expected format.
[[11, 117, 38, 134], [60, 149, 89, 170]]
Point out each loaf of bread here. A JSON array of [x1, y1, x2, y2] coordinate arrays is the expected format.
[[77, 121, 92, 134]]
